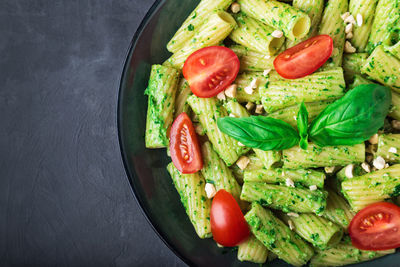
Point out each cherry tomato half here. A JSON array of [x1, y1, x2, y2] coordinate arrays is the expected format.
[[183, 46, 240, 98], [169, 112, 203, 174], [349, 202, 400, 251], [210, 190, 250, 247], [274, 35, 333, 79]]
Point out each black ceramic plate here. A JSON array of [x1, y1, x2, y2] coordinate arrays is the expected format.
[[117, 1, 399, 266]]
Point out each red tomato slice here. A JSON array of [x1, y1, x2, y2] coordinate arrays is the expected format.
[[210, 190, 250, 247], [274, 35, 333, 79], [349, 202, 400, 251], [169, 112, 203, 174], [182, 46, 240, 98]]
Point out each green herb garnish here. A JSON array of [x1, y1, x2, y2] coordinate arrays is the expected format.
[[217, 84, 392, 151], [217, 116, 299, 151], [297, 101, 309, 150], [309, 84, 391, 146]]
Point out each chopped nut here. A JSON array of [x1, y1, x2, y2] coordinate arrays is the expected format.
[[205, 183, 216, 199], [344, 15, 356, 25], [244, 86, 254, 95], [236, 156, 250, 170], [345, 23, 353, 34], [255, 104, 264, 114], [369, 134, 379, 144], [231, 2, 241, 13], [271, 30, 283, 38], [246, 102, 255, 110], [346, 32, 353, 39], [293, 116, 297, 121], [287, 212, 299, 217], [229, 113, 236, 118], [389, 147, 398, 153], [288, 219, 295, 230], [250, 78, 258, 88], [263, 69, 272, 76], [345, 164, 354, 179], [309, 185, 317, 191], [392, 120, 400, 130], [356, 13, 363, 27], [361, 162, 371, 173], [238, 142, 245, 147], [344, 41, 356, 53], [264, 55, 271, 59], [385, 163, 390, 168], [285, 178, 295, 188], [341, 12, 350, 21], [216, 91, 226, 100], [224, 84, 237, 98], [373, 156, 386, 170], [324, 166, 336, 173]]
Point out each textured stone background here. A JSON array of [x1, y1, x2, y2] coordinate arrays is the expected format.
[[0, 1, 185, 266]]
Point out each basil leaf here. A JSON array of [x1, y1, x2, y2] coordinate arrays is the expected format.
[[217, 116, 300, 151], [309, 84, 392, 146], [297, 102, 309, 150]]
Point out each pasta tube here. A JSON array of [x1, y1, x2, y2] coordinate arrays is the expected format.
[[260, 68, 345, 112], [167, 163, 212, 238], [342, 164, 400, 211], [349, 0, 379, 52], [286, 0, 325, 47], [230, 13, 285, 56], [201, 141, 242, 202], [145, 65, 179, 148], [321, 188, 355, 229], [283, 144, 365, 169], [245, 203, 314, 266], [241, 182, 327, 214], [244, 168, 325, 188], [187, 95, 249, 166], [229, 45, 275, 72], [281, 213, 343, 249], [166, 0, 233, 53], [237, 235, 269, 264], [318, 0, 348, 68], [165, 11, 236, 69], [361, 45, 400, 93], [238, 0, 311, 41], [310, 239, 395, 267]]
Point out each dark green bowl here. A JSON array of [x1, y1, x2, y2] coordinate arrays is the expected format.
[[117, 1, 399, 266]]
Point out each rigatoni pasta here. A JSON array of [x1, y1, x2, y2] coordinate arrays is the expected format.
[[238, 0, 311, 41], [145, 65, 180, 148], [245, 203, 314, 266], [230, 13, 285, 56], [167, 163, 212, 238], [283, 143, 365, 169], [260, 68, 345, 112], [165, 11, 237, 69], [342, 164, 400, 211], [318, 0, 348, 68], [349, 0, 379, 52], [166, 0, 234, 53]]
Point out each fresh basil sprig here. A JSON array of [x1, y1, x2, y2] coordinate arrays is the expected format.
[[297, 102, 309, 150], [309, 84, 392, 146], [217, 116, 299, 151]]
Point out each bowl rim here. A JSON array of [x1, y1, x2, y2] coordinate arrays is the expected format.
[[117, 0, 192, 266]]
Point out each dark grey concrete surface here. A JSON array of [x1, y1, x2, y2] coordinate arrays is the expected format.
[[0, 1, 186, 266]]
